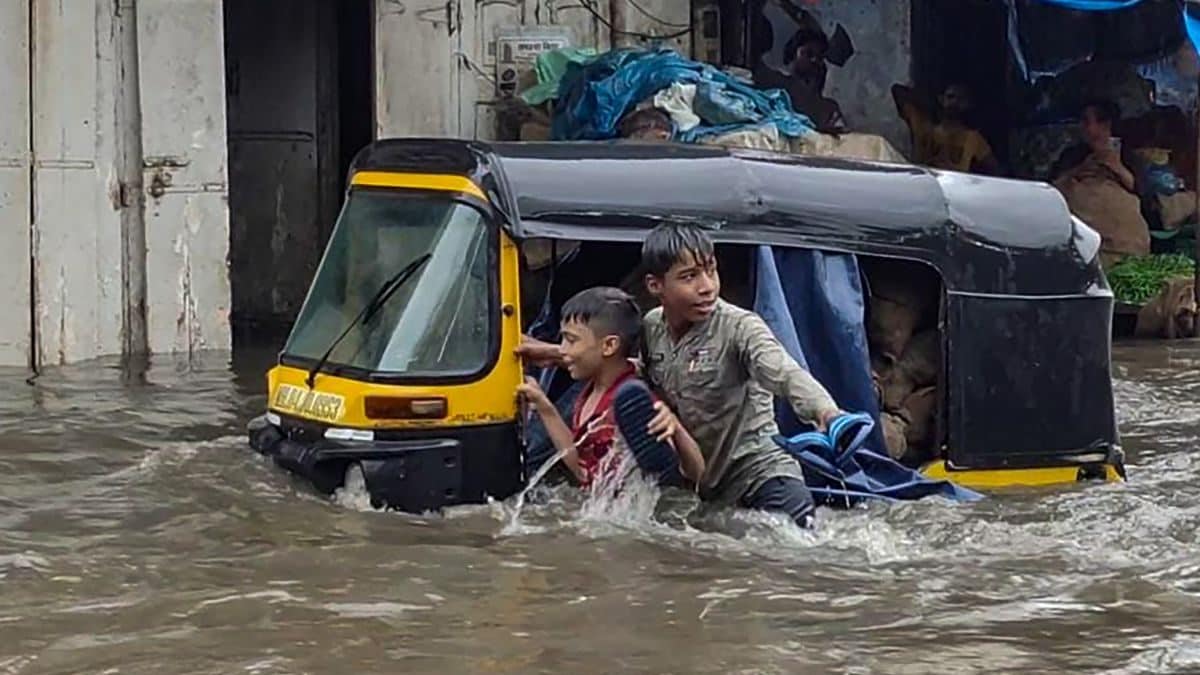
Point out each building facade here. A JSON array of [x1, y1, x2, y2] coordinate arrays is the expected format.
[[1, 0, 910, 369]]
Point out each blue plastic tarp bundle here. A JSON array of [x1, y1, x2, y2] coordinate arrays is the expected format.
[[551, 48, 814, 142], [777, 414, 982, 506], [754, 245, 981, 506]]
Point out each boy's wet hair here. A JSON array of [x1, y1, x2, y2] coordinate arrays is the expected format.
[[641, 223, 715, 277], [561, 287, 642, 358]]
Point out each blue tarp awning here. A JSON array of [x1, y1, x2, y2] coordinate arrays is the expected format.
[[1038, 0, 1142, 9], [1036, 0, 1200, 52], [1007, 0, 1200, 82]]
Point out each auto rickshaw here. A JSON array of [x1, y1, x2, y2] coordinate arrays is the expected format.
[[247, 138, 1124, 512]]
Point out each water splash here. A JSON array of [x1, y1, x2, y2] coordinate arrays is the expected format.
[[577, 443, 662, 527], [332, 462, 376, 512], [499, 447, 569, 535]]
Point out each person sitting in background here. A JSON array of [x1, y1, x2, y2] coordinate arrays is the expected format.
[[1051, 99, 1149, 268], [893, 83, 1001, 175], [618, 108, 673, 142], [753, 27, 847, 134]]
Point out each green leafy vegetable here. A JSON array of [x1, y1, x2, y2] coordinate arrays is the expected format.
[[1107, 254, 1195, 305]]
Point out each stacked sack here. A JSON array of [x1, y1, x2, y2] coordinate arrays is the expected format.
[[862, 259, 941, 466]]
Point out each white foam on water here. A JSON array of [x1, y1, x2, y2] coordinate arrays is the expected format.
[[194, 589, 306, 609], [331, 462, 377, 512], [0, 655, 38, 675], [0, 552, 50, 574], [321, 601, 433, 618], [134, 435, 242, 475], [243, 656, 291, 674], [1099, 636, 1200, 675]]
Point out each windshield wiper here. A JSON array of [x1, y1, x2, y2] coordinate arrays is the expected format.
[[305, 253, 432, 388]]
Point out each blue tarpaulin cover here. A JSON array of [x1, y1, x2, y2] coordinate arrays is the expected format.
[[753, 246, 981, 505], [777, 414, 983, 505], [551, 48, 814, 142], [753, 247, 883, 446]]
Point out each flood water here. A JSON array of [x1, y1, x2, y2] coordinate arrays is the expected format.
[[2, 341, 1199, 674]]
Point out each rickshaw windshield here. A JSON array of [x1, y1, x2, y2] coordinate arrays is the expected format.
[[283, 189, 494, 379]]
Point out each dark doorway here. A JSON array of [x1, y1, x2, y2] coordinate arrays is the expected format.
[[911, 0, 1012, 163], [224, 0, 374, 350]]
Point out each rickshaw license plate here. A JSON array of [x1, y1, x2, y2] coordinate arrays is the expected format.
[[271, 384, 345, 423]]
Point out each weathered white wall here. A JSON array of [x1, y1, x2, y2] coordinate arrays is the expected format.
[[0, 1, 31, 366], [31, 0, 124, 365], [137, 0, 231, 355], [376, 0, 690, 139], [0, 0, 230, 368], [813, 0, 913, 153], [375, 0, 461, 137]]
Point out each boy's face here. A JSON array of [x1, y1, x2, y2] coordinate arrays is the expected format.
[[646, 250, 720, 324], [938, 85, 970, 119], [791, 40, 826, 78], [1080, 107, 1112, 148], [559, 319, 620, 381]]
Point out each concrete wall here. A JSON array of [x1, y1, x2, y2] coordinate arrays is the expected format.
[[0, 1, 31, 366], [0, 0, 912, 368], [0, 0, 229, 368], [371, 0, 911, 145], [809, 0, 913, 153], [30, 0, 125, 365], [375, 0, 690, 139], [137, 0, 231, 355]]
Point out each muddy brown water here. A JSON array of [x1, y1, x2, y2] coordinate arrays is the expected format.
[[2, 342, 1199, 674]]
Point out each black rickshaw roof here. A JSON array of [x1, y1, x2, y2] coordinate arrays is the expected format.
[[351, 138, 1107, 297]]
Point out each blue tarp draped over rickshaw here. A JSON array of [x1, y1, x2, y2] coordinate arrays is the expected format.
[[753, 247, 982, 505]]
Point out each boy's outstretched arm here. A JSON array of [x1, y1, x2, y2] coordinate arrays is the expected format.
[[672, 420, 706, 484], [648, 402, 706, 483], [736, 315, 841, 430], [517, 377, 584, 482], [516, 334, 563, 368]]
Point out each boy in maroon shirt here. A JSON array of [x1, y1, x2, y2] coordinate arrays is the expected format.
[[518, 287, 705, 488]]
